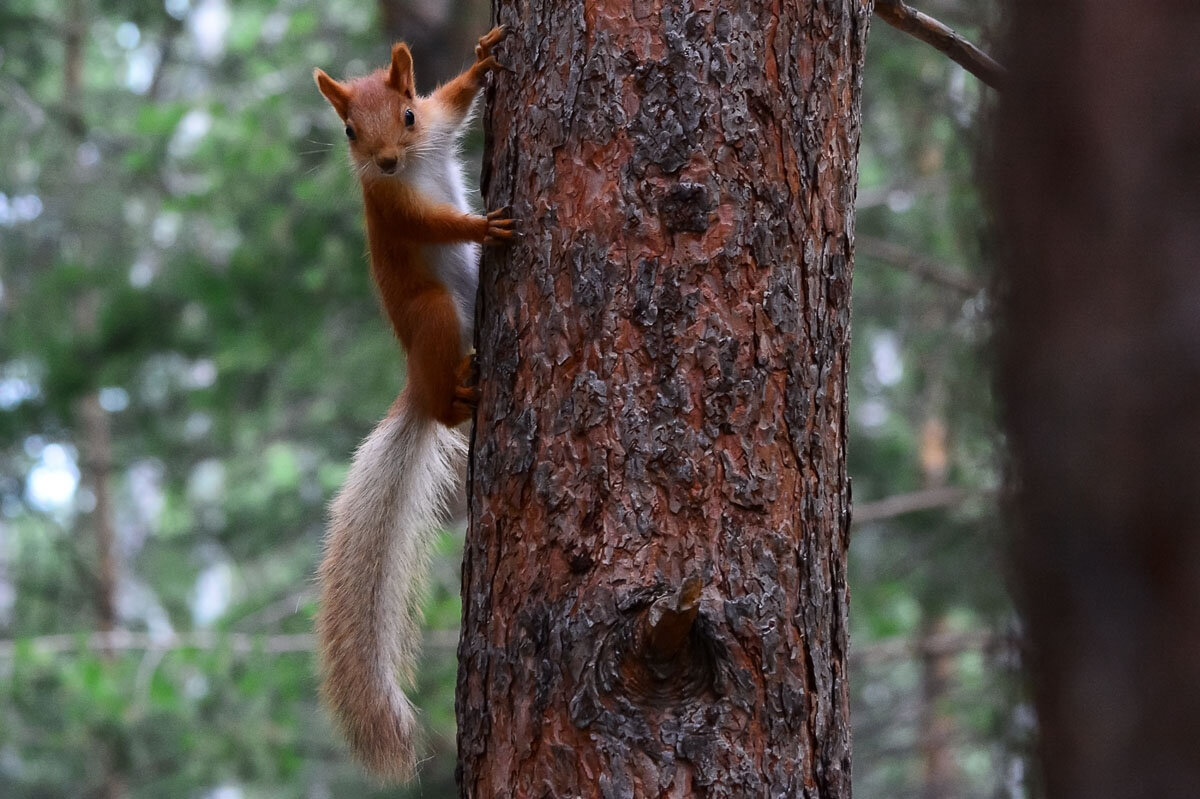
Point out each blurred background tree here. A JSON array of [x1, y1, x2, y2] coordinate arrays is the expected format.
[[0, 0, 1015, 796]]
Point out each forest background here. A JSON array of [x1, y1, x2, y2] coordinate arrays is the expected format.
[[0, 0, 1012, 796]]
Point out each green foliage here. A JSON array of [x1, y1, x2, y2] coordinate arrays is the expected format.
[[850, 4, 1023, 797], [0, 0, 465, 795], [0, 0, 1017, 796]]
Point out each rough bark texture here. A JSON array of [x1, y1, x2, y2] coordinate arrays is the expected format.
[[996, 2, 1200, 797], [459, 2, 869, 796]]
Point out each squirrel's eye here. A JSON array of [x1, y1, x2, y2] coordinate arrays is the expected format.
[[404, 109, 415, 127], [344, 125, 356, 140]]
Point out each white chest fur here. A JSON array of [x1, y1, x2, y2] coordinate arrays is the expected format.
[[400, 132, 480, 350]]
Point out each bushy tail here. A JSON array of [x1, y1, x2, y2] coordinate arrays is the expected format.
[[316, 393, 467, 781]]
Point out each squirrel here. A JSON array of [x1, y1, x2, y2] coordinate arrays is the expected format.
[[312, 26, 512, 781]]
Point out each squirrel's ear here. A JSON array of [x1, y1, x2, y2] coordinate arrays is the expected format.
[[387, 43, 415, 99], [314, 68, 351, 119]]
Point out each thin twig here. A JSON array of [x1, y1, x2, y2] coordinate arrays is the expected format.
[[851, 628, 1014, 666], [853, 486, 976, 525], [874, 0, 1006, 90], [0, 630, 316, 660], [233, 589, 315, 631], [0, 628, 463, 660], [0, 77, 48, 129], [856, 235, 983, 296], [857, 175, 948, 211]]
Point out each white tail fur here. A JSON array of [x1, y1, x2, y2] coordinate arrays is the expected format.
[[316, 394, 467, 780]]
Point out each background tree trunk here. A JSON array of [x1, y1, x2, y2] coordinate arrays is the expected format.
[[460, 1, 869, 795], [996, 2, 1200, 796], [377, 0, 491, 88]]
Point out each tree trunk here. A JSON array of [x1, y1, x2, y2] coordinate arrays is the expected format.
[[377, 0, 491, 89], [918, 617, 958, 799], [996, 3, 1200, 797], [460, 2, 869, 795], [79, 394, 119, 639]]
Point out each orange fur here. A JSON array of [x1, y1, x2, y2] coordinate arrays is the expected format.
[[311, 26, 512, 783], [318, 43, 512, 416]]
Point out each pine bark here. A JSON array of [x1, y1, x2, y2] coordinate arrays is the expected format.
[[460, 2, 869, 796], [996, 2, 1200, 796]]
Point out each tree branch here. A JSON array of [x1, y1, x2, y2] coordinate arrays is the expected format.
[[0, 628, 462, 660], [0, 76, 48, 129], [233, 589, 315, 631], [852, 486, 975, 525], [874, 0, 1006, 90], [850, 628, 1014, 666], [857, 175, 948, 211], [856, 235, 983, 296], [0, 630, 315, 660]]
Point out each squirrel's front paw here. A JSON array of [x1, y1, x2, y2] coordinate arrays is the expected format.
[[474, 25, 508, 73], [483, 207, 516, 245]]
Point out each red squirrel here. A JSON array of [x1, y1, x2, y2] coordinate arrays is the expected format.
[[312, 26, 512, 781]]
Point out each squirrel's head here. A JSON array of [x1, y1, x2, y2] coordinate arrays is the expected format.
[[314, 43, 425, 180]]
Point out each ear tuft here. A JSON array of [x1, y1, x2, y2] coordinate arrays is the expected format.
[[387, 43, 415, 100], [314, 68, 351, 119]]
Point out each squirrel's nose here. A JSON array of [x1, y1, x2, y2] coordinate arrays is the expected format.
[[376, 155, 398, 174]]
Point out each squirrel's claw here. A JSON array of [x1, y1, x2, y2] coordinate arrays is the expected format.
[[483, 207, 517, 245], [474, 25, 509, 73], [456, 353, 479, 387], [476, 55, 502, 74], [453, 384, 481, 409], [477, 25, 507, 53]]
